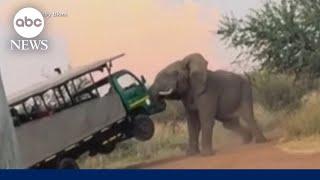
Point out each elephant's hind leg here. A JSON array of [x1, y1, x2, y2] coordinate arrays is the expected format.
[[222, 117, 253, 144], [239, 82, 267, 143], [239, 104, 267, 143]]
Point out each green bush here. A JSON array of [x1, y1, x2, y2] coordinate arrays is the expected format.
[[251, 71, 308, 111]]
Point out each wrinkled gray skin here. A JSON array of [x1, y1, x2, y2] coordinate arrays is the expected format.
[[149, 53, 267, 156]]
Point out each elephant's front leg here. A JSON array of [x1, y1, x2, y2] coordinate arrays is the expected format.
[[200, 118, 215, 156], [197, 95, 216, 156], [186, 110, 200, 156]]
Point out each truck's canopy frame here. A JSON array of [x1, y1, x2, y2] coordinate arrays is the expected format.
[[8, 53, 125, 106]]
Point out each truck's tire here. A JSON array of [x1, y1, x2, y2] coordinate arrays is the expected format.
[[132, 115, 154, 141], [58, 158, 79, 169]]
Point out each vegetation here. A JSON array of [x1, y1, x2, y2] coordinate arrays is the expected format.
[[250, 71, 309, 111], [219, 0, 320, 141], [218, 0, 320, 79], [79, 122, 187, 168], [278, 135, 320, 154], [277, 93, 320, 154], [283, 93, 320, 138], [151, 100, 185, 133]]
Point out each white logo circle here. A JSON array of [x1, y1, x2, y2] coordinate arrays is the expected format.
[[13, 7, 44, 38]]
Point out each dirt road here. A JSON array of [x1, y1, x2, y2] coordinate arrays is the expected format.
[[134, 142, 320, 169]]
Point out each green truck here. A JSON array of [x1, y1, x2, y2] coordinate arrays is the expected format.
[[9, 54, 165, 168]]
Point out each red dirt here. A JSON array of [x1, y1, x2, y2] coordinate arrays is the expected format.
[[134, 142, 320, 169]]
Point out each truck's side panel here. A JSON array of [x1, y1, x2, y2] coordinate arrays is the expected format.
[[16, 92, 126, 168]]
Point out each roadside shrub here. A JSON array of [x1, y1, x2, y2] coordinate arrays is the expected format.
[[283, 94, 320, 139], [251, 71, 308, 111]]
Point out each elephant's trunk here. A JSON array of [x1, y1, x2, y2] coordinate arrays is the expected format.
[[149, 84, 161, 102], [148, 84, 167, 112]]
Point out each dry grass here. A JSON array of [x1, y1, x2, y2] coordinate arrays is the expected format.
[[278, 135, 320, 154], [275, 91, 320, 153], [78, 121, 250, 169], [79, 122, 187, 169], [254, 103, 286, 132], [282, 92, 320, 139]]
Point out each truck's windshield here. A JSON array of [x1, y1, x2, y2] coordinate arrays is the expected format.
[[116, 73, 140, 90]]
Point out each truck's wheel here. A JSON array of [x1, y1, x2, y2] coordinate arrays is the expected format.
[[132, 115, 154, 141], [58, 158, 79, 169]]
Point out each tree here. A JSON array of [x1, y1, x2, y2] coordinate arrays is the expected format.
[[0, 73, 20, 168], [218, 0, 320, 79]]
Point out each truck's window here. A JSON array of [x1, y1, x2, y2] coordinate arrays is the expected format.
[[34, 96, 47, 112], [92, 68, 108, 82], [72, 73, 99, 103], [74, 91, 94, 103], [43, 89, 59, 111], [97, 83, 111, 97], [54, 88, 65, 106], [11, 104, 28, 124], [73, 75, 111, 98], [66, 80, 77, 96], [53, 85, 72, 109], [24, 97, 47, 120], [60, 85, 72, 105], [33, 95, 49, 118], [117, 73, 139, 90], [12, 104, 26, 116], [24, 97, 36, 114], [73, 74, 93, 92]]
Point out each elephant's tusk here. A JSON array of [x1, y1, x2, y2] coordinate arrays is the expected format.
[[158, 89, 173, 96]]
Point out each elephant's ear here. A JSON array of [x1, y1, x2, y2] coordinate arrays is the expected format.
[[182, 53, 208, 96]]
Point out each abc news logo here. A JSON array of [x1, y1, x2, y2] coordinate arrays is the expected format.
[[15, 16, 43, 28], [10, 7, 48, 51]]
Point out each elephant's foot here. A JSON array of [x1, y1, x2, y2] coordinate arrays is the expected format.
[[255, 135, 267, 143], [186, 147, 200, 156], [242, 132, 253, 144], [200, 148, 215, 156]]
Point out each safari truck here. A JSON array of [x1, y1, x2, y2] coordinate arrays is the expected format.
[[8, 53, 165, 169]]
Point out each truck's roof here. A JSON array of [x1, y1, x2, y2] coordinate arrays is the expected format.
[[8, 53, 125, 105]]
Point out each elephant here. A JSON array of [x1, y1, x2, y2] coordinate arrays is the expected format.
[[149, 53, 267, 156]]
